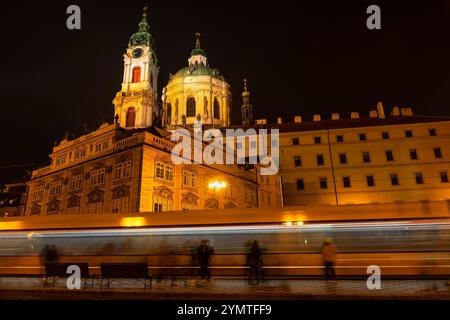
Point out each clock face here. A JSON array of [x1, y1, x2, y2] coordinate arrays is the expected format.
[[132, 48, 143, 58]]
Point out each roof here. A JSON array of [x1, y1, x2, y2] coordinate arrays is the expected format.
[[226, 115, 450, 133], [172, 64, 225, 81]]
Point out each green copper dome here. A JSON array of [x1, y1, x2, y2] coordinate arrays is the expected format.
[[173, 64, 225, 81]]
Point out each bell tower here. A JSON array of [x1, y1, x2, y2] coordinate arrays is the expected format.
[[113, 7, 159, 128], [241, 79, 253, 125]]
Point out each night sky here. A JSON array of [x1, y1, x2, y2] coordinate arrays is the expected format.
[[1, 0, 450, 184]]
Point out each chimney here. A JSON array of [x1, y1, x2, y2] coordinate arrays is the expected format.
[[313, 114, 321, 121], [331, 113, 340, 120], [400, 108, 413, 116], [377, 101, 385, 119], [369, 110, 378, 118], [255, 119, 267, 125], [351, 112, 360, 119], [294, 116, 302, 123], [391, 107, 400, 116], [277, 117, 282, 124]]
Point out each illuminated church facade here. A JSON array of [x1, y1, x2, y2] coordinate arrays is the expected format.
[[21, 8, 450, 217], [24, 10, 281, 216]]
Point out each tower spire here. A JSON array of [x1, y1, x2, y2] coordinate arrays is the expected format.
[[241, 78, 253, 126], [195, 32, 201, 49]]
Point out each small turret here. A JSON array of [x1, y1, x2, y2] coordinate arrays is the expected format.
[[241, 78, 253, 126]]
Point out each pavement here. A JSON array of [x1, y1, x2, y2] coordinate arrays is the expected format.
[[0, 276, 450, 300]]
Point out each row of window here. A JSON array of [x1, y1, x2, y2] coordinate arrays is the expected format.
[[33, 197, 130, 216], [32, 162, 132, 200], [55, 140, 111, 167], [291, 128, 438, 146], [296, 171, 449, 190], [166, 97, 221, 120], [293, 147, 443, 167]]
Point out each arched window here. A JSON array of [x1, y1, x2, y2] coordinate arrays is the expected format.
[[166, 103, 172, 124], [213, 98, 220, 119], [186, 97, 196, 117], [126, 107, 136, 127], [132, 66, 141, 83]]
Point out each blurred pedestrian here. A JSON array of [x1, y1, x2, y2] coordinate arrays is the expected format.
[[321, 238, 336, 283], [41, 244, 58, 264], [197, 239, 214, 281], [247, 240, 262, 285]]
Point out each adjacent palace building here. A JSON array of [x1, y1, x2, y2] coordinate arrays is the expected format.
[[21, 9, 450, 216]]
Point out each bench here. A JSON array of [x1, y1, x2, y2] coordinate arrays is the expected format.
[[100, 263, 152, 289], [44, 262, 94, 288]]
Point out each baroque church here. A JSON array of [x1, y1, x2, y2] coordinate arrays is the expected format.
[[24, 9, 281, 216]]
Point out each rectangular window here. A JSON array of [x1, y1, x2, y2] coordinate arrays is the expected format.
[[183, 171, 197, 188], [343, 176, 351, 188], [362, 152, 371, 163], [296, 179, 304, 190], [114, 161, 131, 180], [339, 153, 347, 164], [405, 130, 413, 138], [440, 171, 449, 183], [359, 133, 366, 141], [409, 149, 418, 160], [386, 150, 394, 161], [336, 135, 344, 143], [74, 148, 86, 160], [154, 203, 163, 212], [434, 147, 443, 158], [95, 144, 101, 152], [49, 180, 63, 196], [317, 154, 324, 166], [319, 177, 328, 189], [390, 174, 399, 186], [382, 132, 389, 139], [32, 186, 44, 201], [294, 156, 302, 167], [415, 172, 424, 184], [429, 129, 437, 136], [68, 174, 83, 192], [155, 162, 165, 179], [55, 155, 67, 166], [367, 175, 375, 187], [165, 165, 174, 182], [314, 136, 321, 144], [90, 168, 105, 187], [292, 138, 299, 145]]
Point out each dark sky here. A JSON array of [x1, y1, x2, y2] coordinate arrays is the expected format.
[[1, 0, 450, 184]]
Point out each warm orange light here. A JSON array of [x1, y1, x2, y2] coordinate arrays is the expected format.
[[0, 221, 23, 230], [208, 180, 227, 190], [120, 217, 146, 227]]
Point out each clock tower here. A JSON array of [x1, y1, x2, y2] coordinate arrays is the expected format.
[[113, 7, 159, 128]]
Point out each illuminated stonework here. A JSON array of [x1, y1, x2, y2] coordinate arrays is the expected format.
[[113, 8, 159, 129], [161, 33, 231, 129]]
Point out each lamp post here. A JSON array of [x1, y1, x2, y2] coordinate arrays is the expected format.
[[208, 180, 227, 209]]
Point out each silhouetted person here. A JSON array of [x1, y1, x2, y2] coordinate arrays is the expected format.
[[247, 240, 262, 285], [42, 244, 58, 263], [321, 238, 336, 283], [197, 239, 214, 280]]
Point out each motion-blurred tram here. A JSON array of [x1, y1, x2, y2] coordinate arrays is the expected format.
[[0, 201, 449, 277]]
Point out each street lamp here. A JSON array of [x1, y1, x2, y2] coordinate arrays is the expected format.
[[208, 180, 227, 191]]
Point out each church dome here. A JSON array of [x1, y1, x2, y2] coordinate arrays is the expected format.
[[161, 33, 232, 130], [173, 64, 225, 81]]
